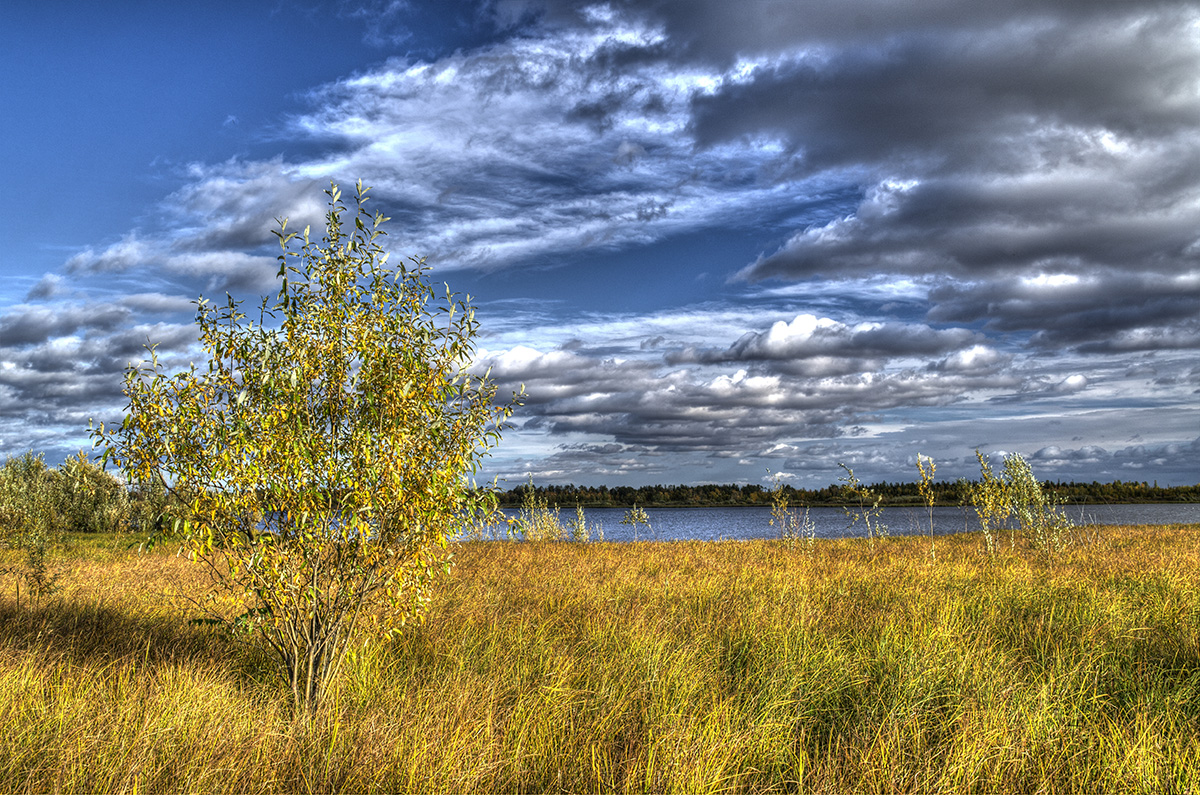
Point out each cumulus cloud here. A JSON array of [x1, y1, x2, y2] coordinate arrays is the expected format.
[[703, 0, 1200, 368], [932, 345, 1011, 375], [668, 313, 981, 368], [166, 160, 327, 252], [65, 234, 157, 275]]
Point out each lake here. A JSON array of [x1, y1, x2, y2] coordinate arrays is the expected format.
[[491, 503, 1200, 542]]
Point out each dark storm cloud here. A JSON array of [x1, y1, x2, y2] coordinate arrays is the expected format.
[[686, 0, 1200, 367], [687, 15, 1200, 412], [1030, 436, 1200, 474], [479, 332, 1025, 458], [0, 305, 198, 458], [742, 169, 1200, 282]]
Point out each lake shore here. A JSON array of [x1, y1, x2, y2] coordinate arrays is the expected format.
[[2, 524, 1198, 792]]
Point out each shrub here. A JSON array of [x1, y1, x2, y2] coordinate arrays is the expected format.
[[619, 505, 653, 540], [0, 452, 67, 608], [509, 481, 602, 542], [568, 504, 603, 542], [838, 463, 887, 546], [513, 479, 566, 541], [768, 473, 815, 553], [58, 451, 129, 534], [94, 181, 519, 712], [968, 451, 1073, 558]]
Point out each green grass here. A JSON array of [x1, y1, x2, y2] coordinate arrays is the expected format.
[[1, 525, 1198, 793]]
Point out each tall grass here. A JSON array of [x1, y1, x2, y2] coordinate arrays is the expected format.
[[2, 526, 1199, 793]]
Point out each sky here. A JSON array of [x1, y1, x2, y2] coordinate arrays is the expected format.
[[2, 0, 1198, 489]]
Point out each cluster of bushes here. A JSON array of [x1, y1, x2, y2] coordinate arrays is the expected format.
[[0, 450, 167, 606]]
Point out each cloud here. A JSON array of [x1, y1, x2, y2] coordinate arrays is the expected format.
[[0, 304, 131, 347], [668, 313, 981, 369], [65, 234, 156, 275], [698, 1, 1200, 363], [932, 345, 1012, 375], [5, 0, 1197, 486], [478, 327, 1021, 460], [1030, 436, 1200, 473], [166, 160, 328, 252], [25, 274, 63, 301], [928, 271, 1200, 349]]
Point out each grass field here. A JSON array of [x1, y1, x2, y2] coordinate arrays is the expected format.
[[1, 525, 1198, 793]]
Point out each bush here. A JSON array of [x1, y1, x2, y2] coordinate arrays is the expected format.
[[510, 480, 602, 542], [94, 181, 519, 712], [969, 451, 1073, 558], [58, 451, 129, 534], [768, 473, 815, 553], [838, 463, 887, 546], [0, 452, 67, 607]]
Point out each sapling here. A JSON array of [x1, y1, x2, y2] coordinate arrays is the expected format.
[[768, 472, 815, 553], [620, 505, 652, 541], [916, 453, 937, 560], [838, 464, 887, 547]]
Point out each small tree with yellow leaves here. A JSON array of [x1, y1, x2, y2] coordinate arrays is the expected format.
[[916, 453, 937, 560], [93, 182, 518, 712]]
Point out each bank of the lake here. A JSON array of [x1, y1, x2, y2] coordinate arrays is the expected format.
[[495, 502, 1200, 542], [2, 524, 1198, 793]]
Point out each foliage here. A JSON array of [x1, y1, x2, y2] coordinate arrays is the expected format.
[[506, 479, 603, 542], [124, 478, 174, 540], [837, 463, 887, 546], [567, 504, 603, 542], [619, 504, 652, 540], [1002, 453, 1073, 556], [0, 452, 67, 608], [767, 473, 815, 553], [0, 450, 132, 608], [496, 478, 1200, 509], [512, 478, 566, 541], [969, 451, 1005, 558], [916, 453, 938, 559], [58, 451, 130, 534], [968, 450, 1074, 558], [915, 454, 936, 534], [93, 181, 518, 712]]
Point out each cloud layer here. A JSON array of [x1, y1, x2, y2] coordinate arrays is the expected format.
[[2, 0, 1197, 488]]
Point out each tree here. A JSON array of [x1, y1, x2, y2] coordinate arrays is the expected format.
[[0, 451, 67, 609], [93, 181, 519, 712]]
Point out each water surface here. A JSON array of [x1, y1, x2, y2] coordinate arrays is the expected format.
[[492, 503, 1200, 542]]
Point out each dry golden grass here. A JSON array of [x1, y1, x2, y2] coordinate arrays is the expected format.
[[1, 525, 1198, 793]]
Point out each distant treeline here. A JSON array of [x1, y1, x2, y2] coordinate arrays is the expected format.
[[497, 480, 1200, 508]]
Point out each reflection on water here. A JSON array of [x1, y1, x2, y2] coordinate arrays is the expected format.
[[485, 503, 1200, 542]]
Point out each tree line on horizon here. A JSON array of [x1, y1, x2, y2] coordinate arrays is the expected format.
[[495, 479, 1200, 509]]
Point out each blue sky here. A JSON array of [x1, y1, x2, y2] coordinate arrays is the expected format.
[[2, 0, 1198, 488]]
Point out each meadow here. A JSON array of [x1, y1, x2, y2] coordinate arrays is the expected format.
[[1, 525, 1198, 793]]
